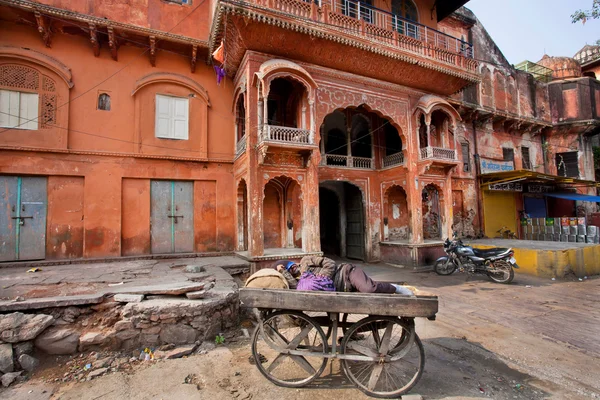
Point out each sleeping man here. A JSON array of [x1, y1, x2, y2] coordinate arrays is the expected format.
[[273, 256, 413, 295]]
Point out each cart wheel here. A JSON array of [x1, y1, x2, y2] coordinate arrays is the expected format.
[[340, 316, 424, 398], [251, 310, 328, 388]]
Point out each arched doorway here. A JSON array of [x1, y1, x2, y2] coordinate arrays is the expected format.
[[263, 176, 303, 250], [319, 181, 365, 260], [422, 184, 441, 240], [384, 185, 409, 241]]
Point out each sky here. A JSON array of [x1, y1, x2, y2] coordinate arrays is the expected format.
[[465, 0, 600, 65]]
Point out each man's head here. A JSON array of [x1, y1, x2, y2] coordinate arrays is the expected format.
[[274, 260, 299, 276]]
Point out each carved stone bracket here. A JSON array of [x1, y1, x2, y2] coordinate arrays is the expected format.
[[89, 24, 100, 57], [149, 36, 157, 67], [258, 145, 268, 165], [191, 45, 198, 73], [34, 12, 52, 48], [107, 27, 118, 61]]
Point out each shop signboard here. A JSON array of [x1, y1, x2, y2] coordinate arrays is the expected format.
[[489, 182, 523, 192], [528, 185, 554, 193], [479, 158, 514, 174]]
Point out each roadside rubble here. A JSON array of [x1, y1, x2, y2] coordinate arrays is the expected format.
[[0, 265, 241, 388]]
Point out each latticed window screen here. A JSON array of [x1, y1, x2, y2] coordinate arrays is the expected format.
[[521, 146, 532, 170], [556, 151, 579, 178], [0, 64, 57, 129], [502, 147, 514, 161], [461, 142, 470, 172]]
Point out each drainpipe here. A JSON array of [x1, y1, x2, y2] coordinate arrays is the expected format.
[[472, 116, 484, 237]]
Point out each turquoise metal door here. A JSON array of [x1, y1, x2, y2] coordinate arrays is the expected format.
[[150, 180, 194, 254], [0, 176, 47, 261]]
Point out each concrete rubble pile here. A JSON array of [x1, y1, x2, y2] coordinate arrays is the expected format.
[[0, 265, 240, 387]]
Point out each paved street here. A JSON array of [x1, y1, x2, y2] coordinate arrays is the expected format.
[[1, 260, 599, 399]]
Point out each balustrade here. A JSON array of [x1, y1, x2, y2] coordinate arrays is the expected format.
[[241, 0, 476, 71], [236, 135, 247, 156], [382, 151, 405, 168], [263, 125, 312, 144], [419, 146, 457, 161], [321, 154, 373, 169]]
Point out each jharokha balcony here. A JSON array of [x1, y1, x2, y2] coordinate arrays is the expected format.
[[419, 146, 457, 162], [218, 0, 480, 93], [263, 125, 313, 145]]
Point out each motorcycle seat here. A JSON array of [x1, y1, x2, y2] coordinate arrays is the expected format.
[[473, 248, 510, 257]]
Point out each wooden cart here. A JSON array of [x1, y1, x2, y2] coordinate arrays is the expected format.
[[239, 288, 438, 398]]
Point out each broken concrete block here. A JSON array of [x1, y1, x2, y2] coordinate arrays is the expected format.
[[35, 327, 80, 355], [0, 313, 54, 343], [0, 343, 14, 373], [154, 344, 195, 360], [184, 265, 206, 273], [159, 324, 197, 345], [1, 371, 22, 387], [79, 330, 114, 349], [87, 367, 108, 380], [13, 341, 34, 358], [109, 282, 208, 296], [185, 290, 207, 299], [18, 354, 40, 372], [114, 294, 144, 303]]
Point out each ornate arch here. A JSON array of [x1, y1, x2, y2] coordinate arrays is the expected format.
[[254, 59, 318, 99], [0, 46, 73, 88], [132, 72, 210, 106], [414, 95, 461, 128], [316, 87, 409, 141]]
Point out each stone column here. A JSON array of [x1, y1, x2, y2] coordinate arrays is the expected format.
[[303, 153, 321, 253], [247, 67, 264, 257]]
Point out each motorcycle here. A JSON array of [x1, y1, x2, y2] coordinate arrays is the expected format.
[[434, 236, 519, 284]]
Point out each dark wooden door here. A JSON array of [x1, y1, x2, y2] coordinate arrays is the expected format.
[[346, 189, 365, 260]]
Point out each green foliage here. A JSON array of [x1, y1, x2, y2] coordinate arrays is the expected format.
[[594, 146, 600, 169], [215, 334, 225, 345], [572, 1, 600, 23]]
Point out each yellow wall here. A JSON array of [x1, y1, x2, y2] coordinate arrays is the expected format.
[[473, 244, 600, 278], [483, 190, 517, 238]]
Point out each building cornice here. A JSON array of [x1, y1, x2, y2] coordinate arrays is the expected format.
[[0, 146, 234, 164], [0, 0, 209, 48]]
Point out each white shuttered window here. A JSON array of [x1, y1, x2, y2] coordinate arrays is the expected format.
[[155, 94, 189, 140], [0, 90, 39, 130]]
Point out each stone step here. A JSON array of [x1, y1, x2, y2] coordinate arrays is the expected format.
[[0, 294, 105, 312]]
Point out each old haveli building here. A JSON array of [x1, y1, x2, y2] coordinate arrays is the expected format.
[[0, 0, 599, 266]]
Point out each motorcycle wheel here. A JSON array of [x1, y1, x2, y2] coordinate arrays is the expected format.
[[487, 260, 515, 284], [434, 258, 457, 275]]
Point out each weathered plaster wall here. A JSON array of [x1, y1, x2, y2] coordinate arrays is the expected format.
[[0, 23, 236, 260], [29, 0, 211, 40]]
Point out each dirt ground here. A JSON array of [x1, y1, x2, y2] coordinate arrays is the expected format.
[[1, 263, 599, 400]]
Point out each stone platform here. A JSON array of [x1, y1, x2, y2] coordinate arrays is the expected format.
[[470, 239, 600, 278], [0, 257, 248, 382], [380, 240, 445, 268], [236, 248, 323, 272]]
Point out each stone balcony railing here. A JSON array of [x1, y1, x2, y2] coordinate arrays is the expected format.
[[244, 0, 478, 73], [419, 146, 457, 161], [321, 154, 374, 169], [236, 135, 247, 156], [262, 125, 313, 145], [382, 151, 405, 168]]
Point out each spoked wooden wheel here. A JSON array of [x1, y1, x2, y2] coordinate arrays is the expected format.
[[340, 316, 424, 398], [251, 310, 328, 388]]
